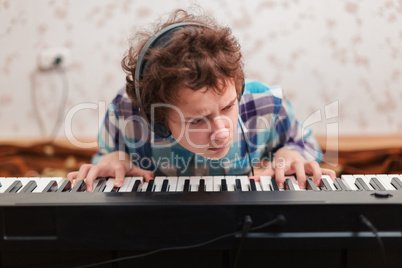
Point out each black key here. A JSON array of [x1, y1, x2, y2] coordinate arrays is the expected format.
[[370, 177, 385, 191], [56, 180, 72, 192], [285, 178, 296, 191], [42, 180, 58, 192], [235, 179, 242, 192], [249, 179, 257, 191], [355, 177, 371, 191], [335, 178, 350, 191], [131, 180, 141, 192], [320, 178, 332, 191], [19, 180, 37, 193], [146, 179, 154, 192], [111, 187, 120, 192], [161, 179, 169, 192], [5, 180, 23, 193], [199, 179, 205, 192], [93, 179, 106, 192], [183, 179, 190, 192], [221, 179, 228, 191], [71, 180, 86, 192], [271, 178, 279, 191], [391, 177, 402, 190], [332, 179, 342, 191], [306, 178, 320, 191]]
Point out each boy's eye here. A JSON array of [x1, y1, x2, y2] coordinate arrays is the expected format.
[[223, 105, 233, 110], [188, 118, 204, 125]]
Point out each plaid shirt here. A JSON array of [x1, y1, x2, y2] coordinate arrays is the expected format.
[[93, 80, 322, 176]]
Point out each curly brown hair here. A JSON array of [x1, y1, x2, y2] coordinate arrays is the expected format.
[[121, 9, 244, 128]]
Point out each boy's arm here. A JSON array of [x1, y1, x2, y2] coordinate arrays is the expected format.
[[67, 104, 154, 192], [250, 92, 335, 188]]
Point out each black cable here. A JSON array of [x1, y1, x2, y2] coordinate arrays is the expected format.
[[238, 118, 254, 176], [74, 214, 286, 268], [359, 214, 387, 268], [232, 215, 253, 268]]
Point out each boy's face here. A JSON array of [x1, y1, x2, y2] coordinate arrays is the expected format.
[[166, 80, 239, 160]]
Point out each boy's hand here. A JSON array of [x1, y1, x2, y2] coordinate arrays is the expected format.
[[248, 148, 336, 189], [67, 151, 154, 192]]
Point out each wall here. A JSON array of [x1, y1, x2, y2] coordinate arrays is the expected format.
[[0, 0, 401, 145]]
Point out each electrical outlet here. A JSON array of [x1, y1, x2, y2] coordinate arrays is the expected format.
[[38, 47, 71, 71]]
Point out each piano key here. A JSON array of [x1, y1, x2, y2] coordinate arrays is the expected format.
[[320, 177, 333, 191], [341, 175, 359, 191], [369, 177, 386, 191], [19, 180, 37, 193], [221, 176, 235, 191], [55, 180, 72, 192], [259, 176, 273, 191], [375, 174, 398, 191], [146, 180, 154, 192], [153, 177, 178, 192], [237, 176, 253, 191], [221, 179, 228, 191], [198, 179, 205, 192], [334, 178, 350, 191], [42, 180, 58, 192], [118, 177, 134, 192], [103, 178, 116, 192], [32, 177, 63, 193], [331, 178, 342, 191], [353, 175, 374, 191], [92, 179, 106, 192], [249, 179, 257, 191], [13, 177, 39, 192], [131, 179, 142, 192], [354, 177, 371, 191], [70, 180, 86, 192], [140, 181, 148, 192], [285, 176, 301, 191], [183, 179, 190, 192], [271, 178, 280, 191], [213, 176, 225, 192], [189, 176, 201, 192], [391, 176, 402, 190], [235, 179, 242, 191], [161, 179, 169, 192], [0, 178, 19, 193], [5, 180, 23, 193], [306, 178, 320, 191], [202, 176, 214, 192]]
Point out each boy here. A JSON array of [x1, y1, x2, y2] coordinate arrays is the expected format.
[[67, 9, 335, 192]]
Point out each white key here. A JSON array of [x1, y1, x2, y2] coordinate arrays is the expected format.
[[321, 175, 337, 191], [224, 176, 237, 192], [118, 177, 133, 192], [259, 176, 272, 191], [237, 176, 252, 191], [140, 181, 149, 192], [363, 174, 387, 191], [388, 174, 402, 190], [153, 176, 165, 192], [33, 177, 64, 193], [167, 177, 178, 192], [189, 176, 202, 192], [103, 178, 115, 192], [285, 176, 301, 191], [374, 174, 396, 190], [15, 177, 40, 192], [341, 175, 359, 191], [128, 177, 143, 192], [353, 174, 374, 191], [0, 177, 19, 193], [177, 177, 188, 192], [201, 176, 214, 192], [213, 176, 225, 192]]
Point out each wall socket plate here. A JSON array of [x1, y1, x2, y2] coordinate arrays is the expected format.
[[38, 47, 71, 71]]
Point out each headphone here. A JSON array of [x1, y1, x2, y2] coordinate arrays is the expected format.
[[134, 22, 245, 138]]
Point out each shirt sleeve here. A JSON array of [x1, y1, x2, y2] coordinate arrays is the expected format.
[[271, 92, 323, 163]]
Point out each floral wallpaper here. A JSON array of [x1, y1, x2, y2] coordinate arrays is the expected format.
[[0, 0, 401, 144]]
